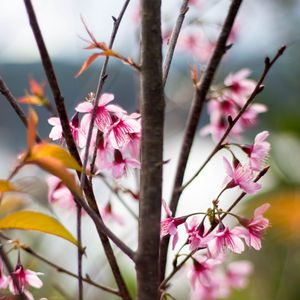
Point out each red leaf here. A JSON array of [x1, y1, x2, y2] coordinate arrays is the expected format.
[[75, 53, 101, 77]]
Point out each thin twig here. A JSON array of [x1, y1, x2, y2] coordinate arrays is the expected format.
[[162, 0, 190, 86], [76, 203, 83, 300], [20, 245, 120, 297], [0, 76, 41, 143], [81, 0, 131, 187], [100, 175, 138, 220], [160, 0, 244, 281], [182, 46, 286, 190], [22, 2, 133, 298]]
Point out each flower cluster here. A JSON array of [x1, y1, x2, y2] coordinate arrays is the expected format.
[[48, 93, 141, 178], [0, 260, 43, 300], [47, 92, 141, 213], [201, 69, 267, 142], [161, 89, 271, 299]]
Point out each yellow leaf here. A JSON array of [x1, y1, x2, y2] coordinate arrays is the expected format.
[[27, 108, 38, 150], [27, 156, 82, 198], [19, 95, 48, 106], [28, 143, 82, 172], [0, 211, 78, 246], [0, 180, 18, 193]]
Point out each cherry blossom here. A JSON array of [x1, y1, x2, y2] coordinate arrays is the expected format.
[[235, 203, 270, 250], [242, 131, 270, 171], [226, 260, 253, 289], [48, 113, 86, 148], [76, 93, 124, 132], [224, 69, 256, 100], [105, 112, 141, 150], [106, 150, 140, 179], [8, 264, 43, 299], [223, 157, 261, 194], [47, 175, 78, 213], [207, 226, 245, 257], [160, 200, 187, 249]]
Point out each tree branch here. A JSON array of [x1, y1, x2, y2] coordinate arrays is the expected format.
[[20, 245, 121, 297], [159, 0, 243, 281], [162, 0, 190, 86], [136, 1, 165, 299]]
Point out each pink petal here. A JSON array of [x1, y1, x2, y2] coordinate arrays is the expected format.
[[75, 102, 93, 113]]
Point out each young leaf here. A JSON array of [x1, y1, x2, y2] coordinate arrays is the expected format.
[[0, 211, 78, 246], [27, 107, 38, 150], [19, 95, 48, 106], [75, 53, 101, 77], [26, 156, 83, 198], [28, 143, 82, 172]]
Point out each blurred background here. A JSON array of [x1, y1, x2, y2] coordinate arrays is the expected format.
[[1, 0, 300, 299]]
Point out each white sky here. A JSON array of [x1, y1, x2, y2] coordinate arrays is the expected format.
[[0, 0, 287, 63]]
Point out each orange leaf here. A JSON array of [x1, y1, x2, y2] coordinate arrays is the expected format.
[[27, 108, 38, 150], [29, 156, 82, 198], [29, 79, 46, 97], [75, 53, 101, 77], [28, 143, 82, 171]]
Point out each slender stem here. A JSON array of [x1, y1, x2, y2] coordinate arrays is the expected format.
[[182, 46, 286, 191], [136, 1, 164, 299], [22, 2, 132, 298], [100, 175, 138, 220], [20, 245, 120, 297], [0, 76, 41, 143], [162, 0, 190, 86], [159, 0, 243, 281], [81, 0, 131, 187], [76, 203, 83, 300]]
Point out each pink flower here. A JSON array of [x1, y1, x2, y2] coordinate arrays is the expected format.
[[48, 113, 86, 148], [106, 150, 140, 179], [160, 200, 187, 249], [242, 131, 270, 171], [177, 30, 215, 63], [200, 97, 243, 142], [235, 203, 270, 250], [189, 256, 221, 288], [207, 226, 245, 257], [0, 259, 8, 289], [185, 217, 209, 251], [223, 157, 261, 194], [226, 260, 253, 289], [238, 103, 267, 128], [105, 112, 141, 149], [8, 264, 43, 299], [76, 93, 123, 132], [47, 175, 79, 213], [102, 202, 124, 225], [224, 69, 256, 100]]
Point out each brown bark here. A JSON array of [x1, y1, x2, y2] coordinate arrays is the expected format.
[[136, 0, 165, 299]]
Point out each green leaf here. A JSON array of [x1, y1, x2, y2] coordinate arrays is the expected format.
[[0, 211, 78, 246]]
